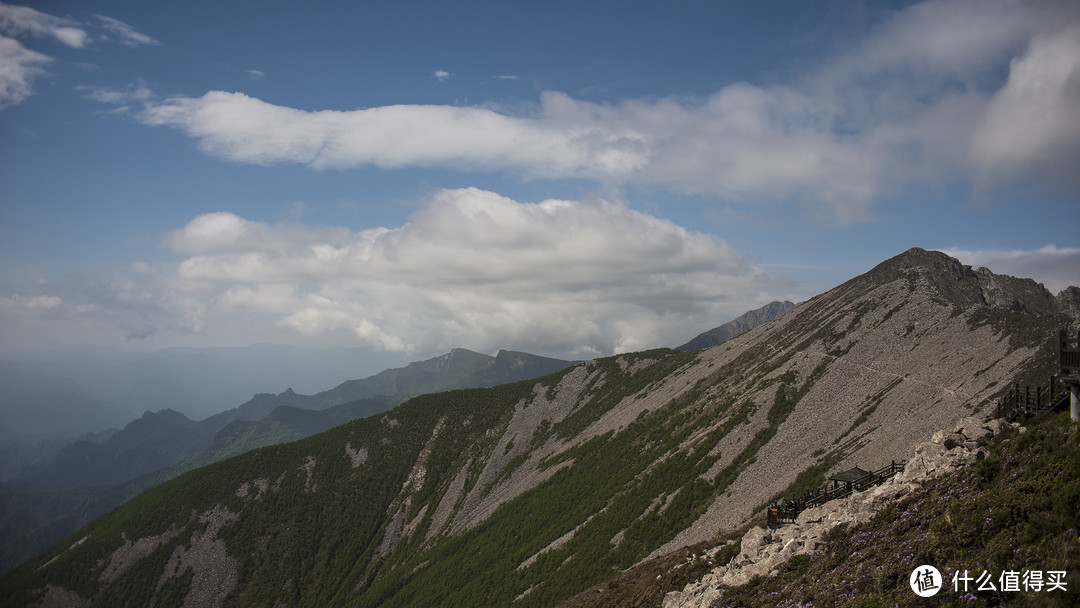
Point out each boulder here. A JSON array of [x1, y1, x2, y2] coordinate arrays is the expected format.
[[738, 527, 773, 561], [931, 430, 966, 449], [915, 441, 947, 458], [955, 416, 993, 441], [985, 419, 1011, 437]]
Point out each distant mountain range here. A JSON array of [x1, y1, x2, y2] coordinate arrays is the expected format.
[[675, 300, 797, 351], [230, 348, 578, 413], [6, 348, 575, 490], [0, 343, 413, 433], [0, 348, 575, 573], [3, 248, 1075, 605]]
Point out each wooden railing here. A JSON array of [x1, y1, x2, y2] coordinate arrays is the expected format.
[[993, 329, 1078, 421], [1060, 329, 1080, 375], [994, 377, 1069, 422], [767, 461, 904, 527]]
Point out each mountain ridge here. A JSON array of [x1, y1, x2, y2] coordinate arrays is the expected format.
[[1, 248, 1076, 607], [0, 347, 575, 575], [676, 300, 797, 351], [11, 348, 576, 492]]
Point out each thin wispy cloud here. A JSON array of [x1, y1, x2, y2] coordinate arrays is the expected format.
[[0, 2, 89, 48], [78, 82, 154, 104], [120, 0, 1080, 224], [494, 74, 519, 80], [247, 69, 264, 79], [432, 69, 451, 82], [0, 34, 49, 109], [95, 14, 159, 47], [0, 2, 158, 109]]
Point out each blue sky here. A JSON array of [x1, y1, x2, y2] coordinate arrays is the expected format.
[[1, 0, 1078, 361]]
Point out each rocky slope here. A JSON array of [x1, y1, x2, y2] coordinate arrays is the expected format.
[[662, 415, 1015, 607], [1, 248, 1075, 608]]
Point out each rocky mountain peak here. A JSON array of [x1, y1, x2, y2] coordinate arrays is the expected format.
[[861, 247, 1063, 316], [1055, 285, 1080, 316]]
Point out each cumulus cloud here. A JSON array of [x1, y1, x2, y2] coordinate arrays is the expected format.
[[4, 189, 784, 357], [938, 245, 1080, 294], [163, 188, 785, 355], [433, 69, 451, 82]]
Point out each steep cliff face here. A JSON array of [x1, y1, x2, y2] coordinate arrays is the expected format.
[[2, 249, 1075, 608]]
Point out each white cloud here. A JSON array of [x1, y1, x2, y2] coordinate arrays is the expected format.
[[134, 86, 874, 221], [1, 3, 157, 50], [971, 24, 1080, 189], [0, 293, 64, 315], [78, 82, 153, 105], [162, 188, 785, 355], [0, 34, 48, 108], [823, 0, 1063, 84], [0, 271, 205, 344], [94, 14, 159, 47], [937, 245, 1080, 294], [0, 2, 89, 48], [433, 69, 451, 82], [247, 69, 264, 79], [0, 3, 157, 110], [124, 1, 1080, 224], [494, 74, 519, 80], [137, 90, 653, 178]]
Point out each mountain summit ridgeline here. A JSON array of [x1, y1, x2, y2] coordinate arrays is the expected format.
[[2, 248, 1076, 608], [676, 300, 796, 351]]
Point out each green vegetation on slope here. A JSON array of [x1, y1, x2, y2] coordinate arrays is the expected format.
[[6, 307, 1068, 608], [2, 347, 791, 608], [559, 410, 1080, 608]]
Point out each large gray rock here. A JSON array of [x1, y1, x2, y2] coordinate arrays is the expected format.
[[954, 417, 993, 441]]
